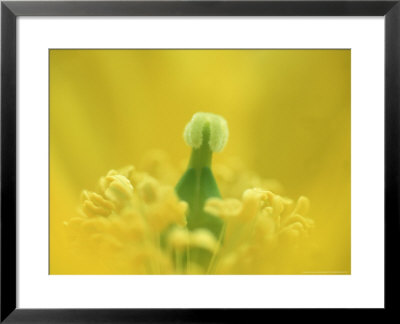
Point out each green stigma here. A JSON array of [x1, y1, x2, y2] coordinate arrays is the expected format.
[[183, 112, 229, 153], [176, 112, 228, 240]]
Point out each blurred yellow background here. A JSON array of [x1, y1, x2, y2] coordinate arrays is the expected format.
[[50, 49, 350, 274]]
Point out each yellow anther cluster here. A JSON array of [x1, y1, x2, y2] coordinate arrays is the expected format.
[[204, 188, 314, 274], [65, 151, 314, 274], [65, 165, 188, 274]]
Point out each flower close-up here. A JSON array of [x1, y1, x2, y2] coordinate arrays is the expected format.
[[50, 49, 350, 275], [65, 112, 314, 274]]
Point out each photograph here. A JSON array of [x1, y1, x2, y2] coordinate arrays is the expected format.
[[49, 49, 351, 275]]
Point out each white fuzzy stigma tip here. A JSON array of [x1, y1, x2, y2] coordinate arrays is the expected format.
[[183, 112, 229, 152]]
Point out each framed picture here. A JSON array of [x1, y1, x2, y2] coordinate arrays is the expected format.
[[1, 0, 399, 321]]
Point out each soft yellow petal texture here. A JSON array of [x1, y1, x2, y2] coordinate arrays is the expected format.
[[50, 49, 350, 274]]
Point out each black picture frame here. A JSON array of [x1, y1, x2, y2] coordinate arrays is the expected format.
[[1, 0, 399, 322]]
